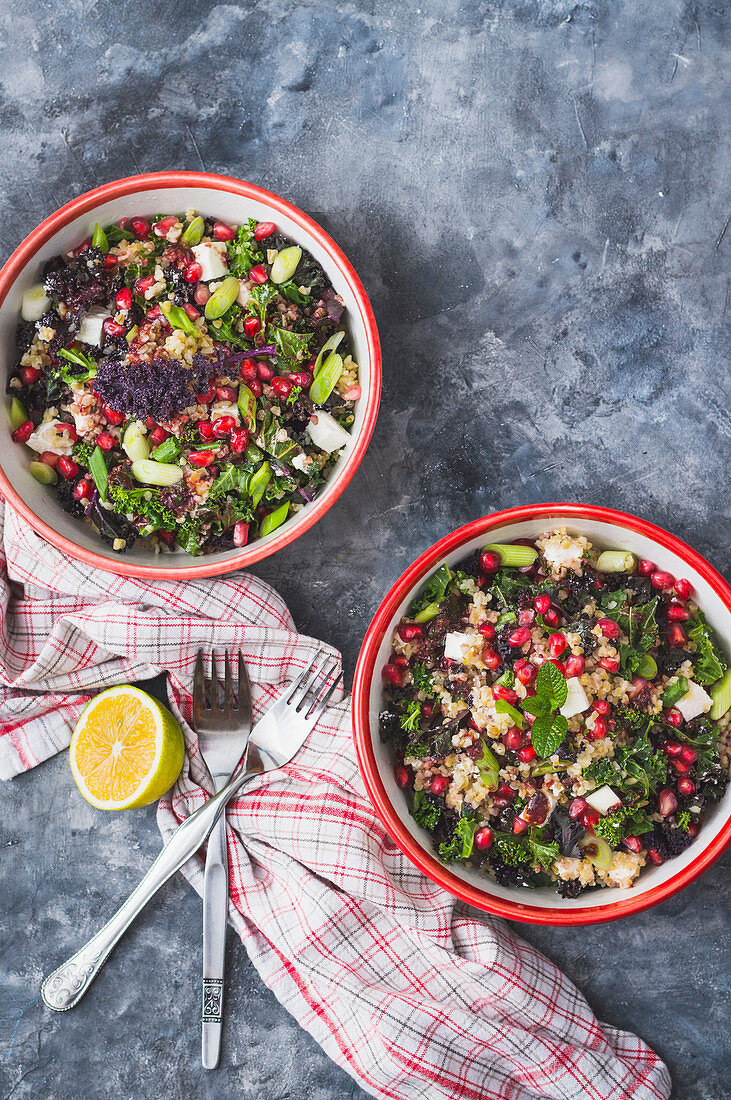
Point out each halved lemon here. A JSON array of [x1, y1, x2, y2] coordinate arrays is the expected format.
[[69, 686, 185, 810]]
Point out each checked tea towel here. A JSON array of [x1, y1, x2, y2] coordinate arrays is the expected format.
[[0, 500, 671, 1100]]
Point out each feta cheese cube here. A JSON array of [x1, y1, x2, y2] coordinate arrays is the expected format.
[[675, 680, 713, 723], [306, 411, 351, 454], [585, 785, 622, 816], [443, 631, 474, 662], [191, 241, 229, 281], [559, 677, 591, 719], [77, 306, 108, 347]]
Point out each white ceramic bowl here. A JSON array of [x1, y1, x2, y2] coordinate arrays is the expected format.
[[0, 172, 381, 578]]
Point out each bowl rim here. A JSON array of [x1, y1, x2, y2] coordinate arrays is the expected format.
[[0, 170, 381, 578], [352, 502, 731, 925]]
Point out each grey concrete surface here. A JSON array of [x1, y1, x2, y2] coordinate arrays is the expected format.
[[1, 1, 729, 1098]]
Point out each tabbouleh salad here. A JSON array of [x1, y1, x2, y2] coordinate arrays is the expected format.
[[380, 529, 731, 897], [8, 211, 360, 555]]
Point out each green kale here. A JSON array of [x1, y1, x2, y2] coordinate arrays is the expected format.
[[526, 832, 560, 869], [438, 816, 478, 863], [248, 282, 278, 327], [400, 701, 422, 733], [210, 305, 249, 347], [614, 727, 667, 797], [278, 280, 311, 306], [677, 720, 719, 775], [108, 485, 176, 531], [72, 440, 96, 468], [584, 758, 620, 788], [593, 809, 626, 847], [493, 834, 530, 865], [408, 565, 453, 617], [490, 569, 530, 608], [677, 811, 692, 833], [411, 789, 441, 832], [226, 219, 263, 277], [687, 613, 728, 686], [267, 325, 312, 367], [175, 520, 204, 555], [405, 742, 432, 758]]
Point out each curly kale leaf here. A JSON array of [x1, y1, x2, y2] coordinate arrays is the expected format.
[[493, 834, 530, 866], [614, 727, 667, 797], [226, 220, 263, 277], [408, 565, 453, 617], [411, 789, 442, 832], [525, 832, 559, 870], [687, 613, 728, 686], [584, 758, 620, 788], [438, 815, 478, 863], [400, 701, 422, 733], [410, 662, 435, 694]]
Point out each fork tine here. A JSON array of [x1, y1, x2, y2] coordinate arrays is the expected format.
[[224, 649, 234, 713], [193, 649, 206, 724], [306, 673, 344, 727], [237, 651, 250, 716], [301, 660, 338, 714], [209, 650, 220, 713], [292, 651, 331, 711], [279, 649, 327, 707]]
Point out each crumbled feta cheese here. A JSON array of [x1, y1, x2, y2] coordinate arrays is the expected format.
[[306, 411, 351, 453], [585, 785, 622, 815], [443, 631, 474, 662], [77, 306, 108, 347], [236, 280, 251, 307], [21, 284, 51, 322], [210, 400, 239, 423], [675, 680, 713, 722], [26, 419, 75, 455], [292, 452, 314, 473], [191, 241, 229, 281], [560, 677, 591, 719]]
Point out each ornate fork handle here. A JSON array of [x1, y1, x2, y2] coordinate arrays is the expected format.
[[42, 757, 262, 1012]]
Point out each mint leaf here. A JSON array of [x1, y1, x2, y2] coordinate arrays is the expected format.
[[536, 661, 568, 709], [530, 714, 568, 758], [522, 695, 551, 717]]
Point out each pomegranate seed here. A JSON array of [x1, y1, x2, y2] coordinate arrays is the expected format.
[[153, 215, 178, 238], [146, 305, 163, 320], [103, 254, 118, 269], [647, 849, 665, 865], [247, 379, 262, 397], [674, 578, 693, 600], [482, 648, 501, 670], [60, 422, 77, 442], [249, 264, 268, 284], [593, 699, 611, 715], [11, 420, 34, 443], [479, 623, 496, 640], [423, 702, 434, 719], [534, 595, 551, 614], [518, 608, 535, 625], [667, 624, 687, 648], [244, 316, 261, 337], [212, 415, 236, 437], [257, 363, 274, 382], [116, 287, 132, 311], [397, 623, 423, 641], [194, 284, 211, 305], [687, 821, 700, 838], [672, 758, 691, 774], [599, 657, 620, 673], [72, 478, 92, 500], [666, 602, 689, 622], [431, 775, 449, 795], [503, 727, 523, 751], [658, 789, 678, 817], [95, 432, 115, 451], [183, 261, 203, 283], [150, 426, 170, 446], [627, 676, 649, 699], [74, 237, 92, 254], [188, 450, 216, 468], [57, 456, 78, 480], [638, 558, 656, 576], [496, 783, 516, 801], [130, 217, 151, 239], [134, 274, 155, 294], [582, 807, 600, 829], [651, 570, 675, 590], [479, 550, 500, 574], [597, 617, 620, 638], [39, 451, 59, 468], [507, 626, 531, 647], [288, 370, 313, 388], [515, 661, 536, 685], [103, 318, 126, 337], [382, 663, 404, 687], [512, 815, 531, 834], [240, 361, 258, 383], [623, 835, 642, 852], [196, 386, 216, 403], [394, 764, 410, 789], [20, 366, 42, 385], [565, 655, 585, 677], [518, 745, 536, 762], [543, 607, 561, 627], [677, 777, 696, 797], [230, 427, 249, 454], [271, 376, 293, 398], [102, 405, 124, 425], [474, 827, 493, 851], [197, 420, 215, 441], [216, 385, 238, 401], [568, 798, 588, 820], [663, 740, 683, 756], [254, 221, 276, 241], [549, 632, 566, 657], [493, 684, 518, 704], [679, 745, 697, 764], [664, 709, 683, 728], [233, 520, 249, 548], [212, 221, 235, 241], [183, 303, 201, 320], [587, 715, 607, 740]]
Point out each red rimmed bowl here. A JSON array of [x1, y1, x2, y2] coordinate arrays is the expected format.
[[353, 504, 731, 925], [0, 172, 381, 578]]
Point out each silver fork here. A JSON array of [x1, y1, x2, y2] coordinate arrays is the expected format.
[[195, 650, 252, 1070], [41, 647, 342, 1013]]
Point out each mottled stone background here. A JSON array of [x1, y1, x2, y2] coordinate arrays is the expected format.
[[1, 1, 729, 1098]]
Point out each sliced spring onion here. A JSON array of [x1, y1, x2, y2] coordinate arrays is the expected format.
[[309, 352, 343, 405], [131, 459, 183, 487], [126, 324, 139, 344], [161, 300, 199, 336], [9, 397, 28, 430], [531, 760, 569, 776], [476, 741, 500, 790], [88, 445, 109, 499], [204, 276, 240, 320], [412, 601, 441, 624], [709, 669, 731, 720], [181, 216, 205, 246], [484, 543, 538, 568], [92, 223, 109, 254], [151, 436, 181, 464], [29, 460, 57, 485], [248, 461, 271, 507], [312, 331, 345, 377], [122, 421, 151, 463], [596, 550, 637, 573], [636, 653, 658, 679], [259, 501, 289, 536], [237, 385, 257, 432], [494, 698, 525, 728], [270, 246, 302, 284], [495, 669, 515, 688]]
